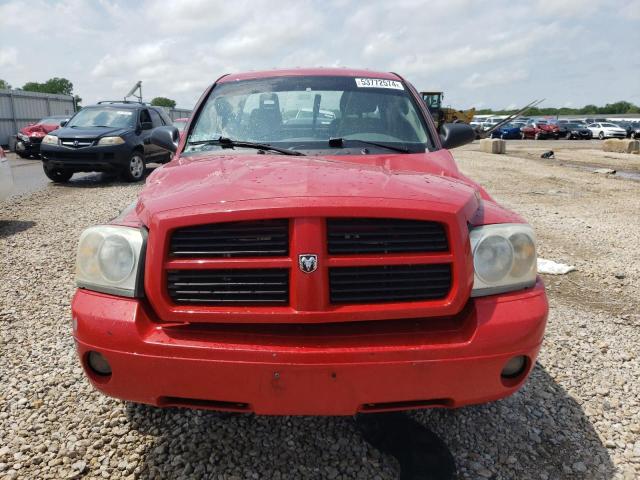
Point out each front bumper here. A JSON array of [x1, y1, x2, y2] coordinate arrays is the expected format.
[[72, 279, 548, 416], [40, 143, 131, 172], [575, 131, 592, 139], [15, 136, 43, 155]]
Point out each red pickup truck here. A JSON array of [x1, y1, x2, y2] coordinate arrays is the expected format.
[[72, 68, 548, 415]]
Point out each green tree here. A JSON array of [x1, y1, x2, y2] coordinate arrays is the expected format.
[[22, 77, 74, 96], [472, 100, 639, 117], [150, 97, 176, 108], [0, 79, 11, 90]]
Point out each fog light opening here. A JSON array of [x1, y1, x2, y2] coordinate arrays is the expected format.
[[501, 355, 528, 379], [87, 351, 112, 377]]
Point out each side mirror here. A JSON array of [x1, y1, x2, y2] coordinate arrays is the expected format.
[[60, 120, 68, 127], [439, 123, 476, 149], [150, 126, 179, 153], [141, 121, 153, 130]]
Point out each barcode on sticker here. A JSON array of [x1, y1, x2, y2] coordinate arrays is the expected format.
[[355, 78, 404, 90]]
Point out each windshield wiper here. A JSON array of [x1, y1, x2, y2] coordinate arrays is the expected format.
[[328, 137, 412, 154], [187, 136, 305, 156]]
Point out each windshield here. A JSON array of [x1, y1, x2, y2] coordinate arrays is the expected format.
[[38, 117, 65, 125], [67, 107, 136, 128], [185, 75, 432, 155]]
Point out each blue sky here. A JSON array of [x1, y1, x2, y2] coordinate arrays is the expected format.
[[1, 0, 639, 110]]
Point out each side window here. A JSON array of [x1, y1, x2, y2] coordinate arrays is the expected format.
[[159, 110, 172, 125], [149, 109, 164, 127], [139, 109, 152, 125]]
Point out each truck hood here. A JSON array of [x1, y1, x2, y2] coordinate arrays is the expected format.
[[136, 152, 479, 222], [50, 126, 129, 140]]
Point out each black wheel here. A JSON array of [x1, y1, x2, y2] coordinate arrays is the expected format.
[[16, 151, 30, 159], [598, 132, 605, 140], [121, 151, 146, 182], [43, 164, 73, 183]]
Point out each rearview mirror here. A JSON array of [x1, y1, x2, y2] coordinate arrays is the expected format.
[[150, 126, 179, 153], [60, 120, 68, 127], [439, 123, 476, 149], [141, 121, 153, 130]]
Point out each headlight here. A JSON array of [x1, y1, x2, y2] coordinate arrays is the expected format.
[[76, 225, 146, 297], [42, 134, 58, 145], [17, 133, 29, 141], [97, 136, 125, 146], [470, 223, 537, 297]]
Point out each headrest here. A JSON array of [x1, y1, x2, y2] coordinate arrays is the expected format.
[[340, 92, 379, 115], [259, 93, 279, 110]]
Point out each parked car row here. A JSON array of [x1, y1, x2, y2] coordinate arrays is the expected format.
[[484, 116, 637, 140]]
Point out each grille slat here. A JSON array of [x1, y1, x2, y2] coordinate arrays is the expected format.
[[327, 218, 448, 254], [330, 264, 452, 304], [165, 217, 454, 308], [170, 219, 289, 257], [167, 269, 289, 305], [330, 267, 451, 277]]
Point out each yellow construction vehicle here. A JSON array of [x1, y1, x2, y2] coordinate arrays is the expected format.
[[420, 91, 544, 137], [420, 91, 475, 128]]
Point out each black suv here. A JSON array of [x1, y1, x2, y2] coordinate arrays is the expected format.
[[39, 102, 173, 182]]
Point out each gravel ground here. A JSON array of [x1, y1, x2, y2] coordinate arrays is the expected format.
[[1, 142, 639, 479]]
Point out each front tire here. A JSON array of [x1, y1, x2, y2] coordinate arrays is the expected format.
[[122, 152, 146, 182], [598, 132, 605, 140], [43, 164, 73, 183]]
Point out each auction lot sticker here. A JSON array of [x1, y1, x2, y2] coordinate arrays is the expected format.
[[355, 78, 404, 90]]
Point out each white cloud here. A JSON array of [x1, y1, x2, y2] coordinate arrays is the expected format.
[[0, 0, 637, 109], [91, 41, 176, 78], [462, 69, 529, 89], [621, 0, 640, 19], [0, 48, 18, 68], [145, 0, 253, 33], [535, 0, 604, 16]]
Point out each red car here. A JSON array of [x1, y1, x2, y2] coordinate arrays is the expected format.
[[72, 68, 548, 415], [15, 115, 70, 158], [520, 120, 560, 140]]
